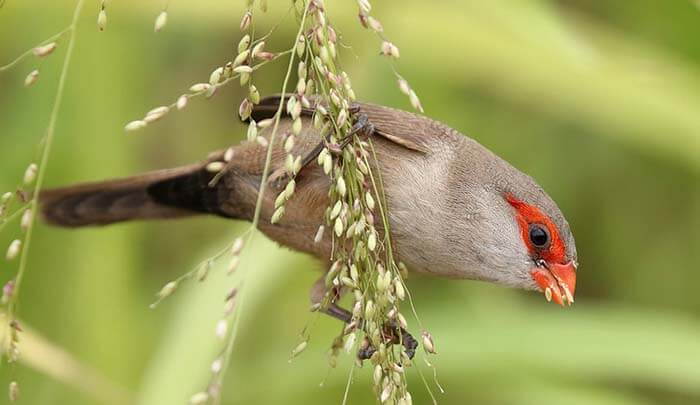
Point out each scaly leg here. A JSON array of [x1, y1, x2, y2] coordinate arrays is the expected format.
[[320, 302, 418, 360]]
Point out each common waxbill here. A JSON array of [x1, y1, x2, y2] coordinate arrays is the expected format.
[[41, 96, 578, 308]]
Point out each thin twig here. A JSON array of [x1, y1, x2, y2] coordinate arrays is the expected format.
[[0, 27, 72, 72], [210, 4, 311, 404], [0, 207, 28, 233], [6, 0, 86, 333]]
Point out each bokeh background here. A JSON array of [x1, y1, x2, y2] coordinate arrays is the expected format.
[[1, 1, 700, 404]]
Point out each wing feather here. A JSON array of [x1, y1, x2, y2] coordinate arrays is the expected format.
[[250, 95, 435, 154]]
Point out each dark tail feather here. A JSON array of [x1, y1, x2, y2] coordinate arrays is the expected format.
[[40, 164, 229, 227]]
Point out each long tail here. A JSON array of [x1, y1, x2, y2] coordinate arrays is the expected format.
[[40, 163, 234, 227]]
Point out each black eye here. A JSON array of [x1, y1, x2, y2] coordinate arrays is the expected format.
[[528, 224, 550, 248]]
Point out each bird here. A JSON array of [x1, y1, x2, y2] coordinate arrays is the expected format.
[[40, 95, 578, 315]]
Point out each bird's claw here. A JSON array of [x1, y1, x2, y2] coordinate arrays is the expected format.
[[356, 322, 418, 361]]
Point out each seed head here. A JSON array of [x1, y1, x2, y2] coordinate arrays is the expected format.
[[285, 179, 296, 196], [357, 0, 372, 15], [397, 312, 408, 329], [284, 134, 295, 152], [154, 11, 168, 32], [196, 261, 211, 282], [33, 42, 57, 57], [176, 95, 188, 110], [2, 280, 15, 305], [23, 163, 37, 185], [189, 392, 209, 405], [209, 67, 223, 85], [290, 339, 308, 360], [231, 237, 245, 255], [313, 225, 325, 243], [367, 232, 377, 251], [297, 61, 307, 79], [189, 83, 211, 93], [236, 34, 251, 54], [319, 45, 331, 65], [296, 78, 306, 95], [247, 120, 258, 141], [380, 383, 392, 403], [147, 105, 170, 118], [319, 154, 331, 175], [336, 177, 347, 197], [274, 190, 287, 209], [97, 9, 107, 31], [330, 90, 341, 107], [334, 217, 344, 237], [337, 109, 348, 127], [302, 79, 316, 95], [240, 11, 252, 31], [409, 90, 424, 112], [397, 78, 411, 96], [239, 98, 253, 120], [24, 70, 39, 87], [144, 106, 170, 123], [291, 101, 302, 120], [367, 16, 383, 32], [286, 96, 297, 116], [234, 50, 250, 68], [206, 161, 224, 173], [373, 365, 383, 385], [365, 192, 375, 210], [394, 278, 405, 301], [421, 331, 436, 354], [223, 62, 234, 79], [364, 300, 375, 319], [222, 148, 235, 164], [255, 51, 276, 61], [296, 35, 306, 58], [292, 155, 302, 174], [255, 136, 268, 147], [8, 381, 19, 402], [292, 117, 302, 135], [327, 25, 338, 43], [233, 65, 253, 74], [248, 85, 260, 104], [124, 120, 147, 132], [251, 41, 265, 59], [157, 281, 178, 299], [215, 319, 228, 339], [380, 41, 400, 58], [20, 209, 32, 231], [227, 257, 240, 275], [271, 206, 285, 224], [285, 154, 295, 174]]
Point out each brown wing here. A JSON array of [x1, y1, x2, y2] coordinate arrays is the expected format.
[[250, 95, 434, 154]]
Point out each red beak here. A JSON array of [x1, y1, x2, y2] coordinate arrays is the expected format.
[[530, 260, 577, 306]]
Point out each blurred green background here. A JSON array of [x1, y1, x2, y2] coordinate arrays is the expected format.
[[1, 0, 700, 404]]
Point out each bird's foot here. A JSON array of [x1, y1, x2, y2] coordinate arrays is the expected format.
[[317, 302, 417, 361], [357, 320, 418, 361]]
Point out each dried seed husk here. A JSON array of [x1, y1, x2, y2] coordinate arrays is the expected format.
[[154, 11, 167, 32]]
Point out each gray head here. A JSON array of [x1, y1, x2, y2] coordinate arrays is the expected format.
[[422, 137, 578, 306]]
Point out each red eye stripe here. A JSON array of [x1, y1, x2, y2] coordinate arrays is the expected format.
[[505, 194, 566, 264]]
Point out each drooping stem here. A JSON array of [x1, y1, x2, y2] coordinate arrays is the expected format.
[[0, 27, 72, 72], [250, 6, 309, 231], [6, 0, 86, 332], [210, 4, 311, 404]]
